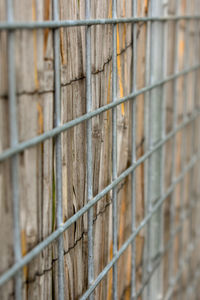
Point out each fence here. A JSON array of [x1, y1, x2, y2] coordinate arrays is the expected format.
[[0, 0, 200, 299]]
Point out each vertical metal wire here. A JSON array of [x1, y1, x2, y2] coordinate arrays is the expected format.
[[7, 1, 22, 299], [145, 1, 153, 298], [159, 0, 168, 248], [146, 1, 166, 298], [183, 2, 190, 124], [168, 0, 180, 288], [178, 3, 190, 292], [190, 0, 199, 175], [131, 1, 137, 299], [177, 15, 189, 300], [186, 0, 199, 293], [85, 0, 94, 299], [1, 3, 200, 299], [157, 2, 169, 298], [112, 0, 118, 298], [52, 0, 64, 299]]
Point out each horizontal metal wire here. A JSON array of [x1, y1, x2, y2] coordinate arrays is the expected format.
[[80, 153, 199, 299], [135, 196, 197, 299], [0, 64, 199, 163], [185, 262, 200, 297], [1, 5, 200, 299], [0, 127, 198, 288], [0, 15, 200, 30], [163, 241, 199, 300]]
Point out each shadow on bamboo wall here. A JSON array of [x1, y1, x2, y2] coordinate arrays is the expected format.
[[0, 0, 200, 299]]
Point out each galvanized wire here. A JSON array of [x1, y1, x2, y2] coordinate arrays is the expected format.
[[1, 15, 200, 30], [0, 4, 200, 300], [131, 0, 137, 298], [85, 0, 94, 298], [52, 0, 65, 299], [80, 152, 200, 299], [0, 65, 198, 162], [7, 0, 22, 299], [168, 0, 180, 288], [112, 1, 118, 298], [0, 108, 200, 288]]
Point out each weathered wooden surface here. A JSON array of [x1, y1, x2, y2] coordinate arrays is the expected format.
[[0, 0, 200, 299]]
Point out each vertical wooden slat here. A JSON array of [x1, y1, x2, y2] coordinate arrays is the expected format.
[[0, 0, 200, 299]]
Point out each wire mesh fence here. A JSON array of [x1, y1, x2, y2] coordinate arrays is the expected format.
[[0, 0, 200, 299]]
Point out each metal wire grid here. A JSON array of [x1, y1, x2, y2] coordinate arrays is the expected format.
[[0, 0, 200, 299]]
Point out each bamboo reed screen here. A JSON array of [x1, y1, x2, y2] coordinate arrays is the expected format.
[[0, 0, 200, 299]]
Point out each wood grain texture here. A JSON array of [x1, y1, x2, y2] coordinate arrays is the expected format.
[[0, 0, 200, 299]]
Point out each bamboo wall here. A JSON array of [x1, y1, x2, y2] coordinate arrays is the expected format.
[[0, 0, 200, 299]]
